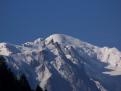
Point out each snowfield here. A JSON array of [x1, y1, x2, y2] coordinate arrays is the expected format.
[[0, 34, 121, 91]]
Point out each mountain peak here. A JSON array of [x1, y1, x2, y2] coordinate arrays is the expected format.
[[45, 34, 87, 46], [0, 34, 121, 91], [45, 34, 70, 43]]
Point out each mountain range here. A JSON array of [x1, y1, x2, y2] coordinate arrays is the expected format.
[[0, 34, 121, 91]]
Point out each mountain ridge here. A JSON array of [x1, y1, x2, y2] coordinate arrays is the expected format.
[[0, 34, 121, 91]]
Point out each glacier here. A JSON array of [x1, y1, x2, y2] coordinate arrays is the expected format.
[[0, 34, 121, 91]]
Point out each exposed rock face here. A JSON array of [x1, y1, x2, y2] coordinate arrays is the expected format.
[[0, 34, 121, 91]]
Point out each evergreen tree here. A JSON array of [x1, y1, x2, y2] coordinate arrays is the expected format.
[[0, 56, 45, 91], [18, 74, 32, 91], [0, 56, 20, 91], [36, 85, 43, 91]]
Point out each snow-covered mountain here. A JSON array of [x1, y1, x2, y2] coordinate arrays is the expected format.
[[0, 34, 121, 91]]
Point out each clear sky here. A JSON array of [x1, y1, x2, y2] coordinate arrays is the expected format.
[[0, 0, 121, 50]]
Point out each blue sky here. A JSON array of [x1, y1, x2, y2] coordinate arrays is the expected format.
[[0, 0, 121, 50]]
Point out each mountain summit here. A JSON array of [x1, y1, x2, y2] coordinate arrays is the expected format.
[[0, 34, 121, 91]]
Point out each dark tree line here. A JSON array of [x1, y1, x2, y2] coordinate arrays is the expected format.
[[0, 56, 46, 91]]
